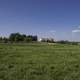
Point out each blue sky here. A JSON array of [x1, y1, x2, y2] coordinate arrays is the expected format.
[[0, 0, 80, 41]]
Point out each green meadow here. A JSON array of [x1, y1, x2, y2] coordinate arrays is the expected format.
[[0, 43, 80, 80]]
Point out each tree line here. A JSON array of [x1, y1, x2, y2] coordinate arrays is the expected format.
[[0, 33, 38, 43], [56, 40, 78, 45], [0, 33, 79, 45]]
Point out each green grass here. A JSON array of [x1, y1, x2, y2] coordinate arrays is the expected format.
[[0, 43, 80, 80]]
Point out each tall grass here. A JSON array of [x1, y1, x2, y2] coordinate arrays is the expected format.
[[0, 43, 80, 80]]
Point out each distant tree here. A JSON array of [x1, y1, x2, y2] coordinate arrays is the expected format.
[[71, 42, 78, 45], [49, 38, 54, 43], [9, 33, 38, 43], [40, 38, 54, 43], [9, 33, 16, 42], [3, 37, 8, 43], [32, 35, 37, 41], [15, 33, 22, 42], [21, 34, 27, 42], [0, 37, 3, 43], [26, 35, 33, 42], [9, 33, 23, 42], [57, 40, 69, 44]]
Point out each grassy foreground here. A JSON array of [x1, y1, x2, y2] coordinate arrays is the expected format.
[[0, 43, 80, 80]]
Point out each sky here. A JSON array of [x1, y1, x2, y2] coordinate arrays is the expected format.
[[0, 0, 80, 41]]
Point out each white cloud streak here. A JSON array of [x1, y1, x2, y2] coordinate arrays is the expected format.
[[50, 30, 56, 33], [78, 26, 80, 28], [72, 29, 80, 33]]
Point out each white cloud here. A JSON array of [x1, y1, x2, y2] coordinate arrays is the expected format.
[[50, 30, 56, 33], [72, 29, 80, 33], [78, 26, 80, 28]]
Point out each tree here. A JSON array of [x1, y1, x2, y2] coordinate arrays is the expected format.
[[21, 34, 27, 42], [32, 35, 37, 41], [9, 33, 16, 42], [0, 37, 3, 43], [9, 33, 38, 43], [26, 35, 33, 42], [9, 33, 23, 42], [3, 37, 8, 43]]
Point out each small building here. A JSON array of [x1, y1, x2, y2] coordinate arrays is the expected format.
[[39, 38, 54, 43]]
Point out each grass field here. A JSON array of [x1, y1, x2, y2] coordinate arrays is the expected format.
[[0, 43, 80, 80]]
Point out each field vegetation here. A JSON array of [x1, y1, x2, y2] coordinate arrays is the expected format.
[[0, 43, 80, 80]]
